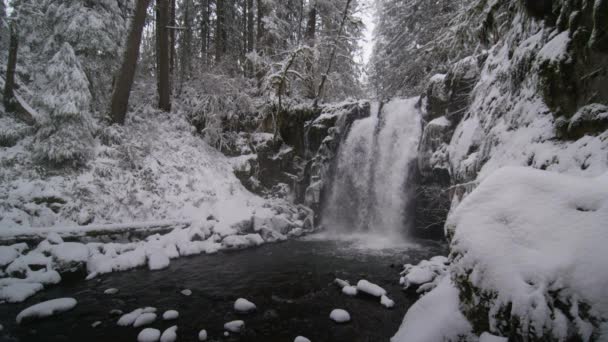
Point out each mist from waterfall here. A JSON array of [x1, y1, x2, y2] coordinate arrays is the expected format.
[[322, 98, 421, 241]]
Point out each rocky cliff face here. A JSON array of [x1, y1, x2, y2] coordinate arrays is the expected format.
[[223, 102, 371, 221], [414, 0, 608, 240], [411, 0, 608, 339]]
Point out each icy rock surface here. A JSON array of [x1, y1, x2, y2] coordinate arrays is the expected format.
[[16, 298, 77, 324]]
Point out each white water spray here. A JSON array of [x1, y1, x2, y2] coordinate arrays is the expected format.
[[322, 98, 421, 240]]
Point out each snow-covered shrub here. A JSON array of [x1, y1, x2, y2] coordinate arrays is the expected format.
[[0, 116, 33, 147], [32, 43, 94, 167], [178, 74, 257, 149], [447, 167, 608, 341]]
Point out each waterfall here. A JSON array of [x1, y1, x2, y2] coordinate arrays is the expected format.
[[322, 98, 421, 239]]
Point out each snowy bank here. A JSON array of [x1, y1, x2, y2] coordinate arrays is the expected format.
[[447, 167, 608, 340]]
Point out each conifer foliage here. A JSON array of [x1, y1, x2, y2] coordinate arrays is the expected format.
[[32, 43, 94, 167]]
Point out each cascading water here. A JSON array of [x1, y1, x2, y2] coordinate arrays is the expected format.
[[322, 98, 422, 239]]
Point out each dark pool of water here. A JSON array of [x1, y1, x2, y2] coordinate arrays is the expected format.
[[0, 237, 445, 342]]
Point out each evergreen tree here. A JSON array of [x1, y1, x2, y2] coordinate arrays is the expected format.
[[33, 43, 94, 167]]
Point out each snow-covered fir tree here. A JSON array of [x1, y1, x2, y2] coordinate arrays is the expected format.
[[32, 42, 95, 167]]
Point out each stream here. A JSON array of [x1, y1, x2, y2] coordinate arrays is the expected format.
[[0, 236, 445, 342]]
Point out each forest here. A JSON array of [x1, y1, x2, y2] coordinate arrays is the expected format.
[[0, 0, 607, 341]]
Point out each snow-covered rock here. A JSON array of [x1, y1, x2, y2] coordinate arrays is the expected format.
[[224, 320, 245, 333], [479, 332, 508, 342], [104, 288, 118, 295], [448, 167, 608, 340], [399, 256, 448, 293], [380, 295, 395, 309], [294, 336, 311, 342], [197, 329, 208, 341], [133, 312, 157, 327], [147, 248, 170, 271], [392, 277, 473, 342], [160, 325, 178, 342], [0, 282, 44, 303], [16, 298, 77, 324], [138, 328, 161, 342], [356, 279, 386, 297], [91, 321, 101, 328], [329, 309, 351, 323], [162, 310, 179, 320], [333, 278, 349, 288], [117, 308, 144, 326], [234, 298, 257, 313], [342, 285, 357, 296]]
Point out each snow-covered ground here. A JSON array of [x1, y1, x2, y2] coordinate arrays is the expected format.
[[0, 106, 314, 303]]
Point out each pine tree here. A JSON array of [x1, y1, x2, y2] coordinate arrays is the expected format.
[[33, 43, 94, 167]]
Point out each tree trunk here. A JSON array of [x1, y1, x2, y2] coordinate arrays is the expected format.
[[256, 0, 266, 48], [313, 0, 351, 108], [109, 0, 152, 125], [246, 0, 255, 76], [180, 0, 192, 85], [200, 0, 209, 66], [3, 22, 18, 113], [215, 0, 225, 63], [169, 0, 176, 76], [304, 0, 317, 99], [157, 0, 171, 111]]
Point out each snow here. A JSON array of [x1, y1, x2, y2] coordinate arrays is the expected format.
[[198, 329, 208, 341], [399, 256, 448, 292], [0, 245, 24, 267], [133, 312, 157, 327], [162, 310, 179, 320], [447, 167, 608, 339], [224, 320, 245, 333], [50, 242, 89, 263], [294, 337, 311, 342], [428, 116, 450, 127], [91, 321, 101, 328], [138, 328, 161, 342], [380, 295, 395, 308], [160, 325, 178, 342], [181, 289, 192, 296], [117, 308, 144, 326], [334, 278, 350, 288], [104, 288, 118, 295], [356, 279, 387, 297], [342, 285, 358, 296], [479, 332, 508, 342], [0, 282, 44, 303], [234, 298, 257, 313], [329, 309, 351, 323], [391, 277, 472, 342], [147, 248, 170, 271], [16, 298, 78, 324], [537, 31, 571, 62]]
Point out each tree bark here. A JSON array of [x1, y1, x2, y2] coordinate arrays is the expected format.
[[169, 0, 176, 76], [200, 0, 209, 66], [313, 0, 351, 108], [304, 0, 317, 98], [180, 0, 192, 85], [109, 0, 152, 124], [157, 0, 171, 111], [3, 22, 18, 113], [215, 0, 225, 63]]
